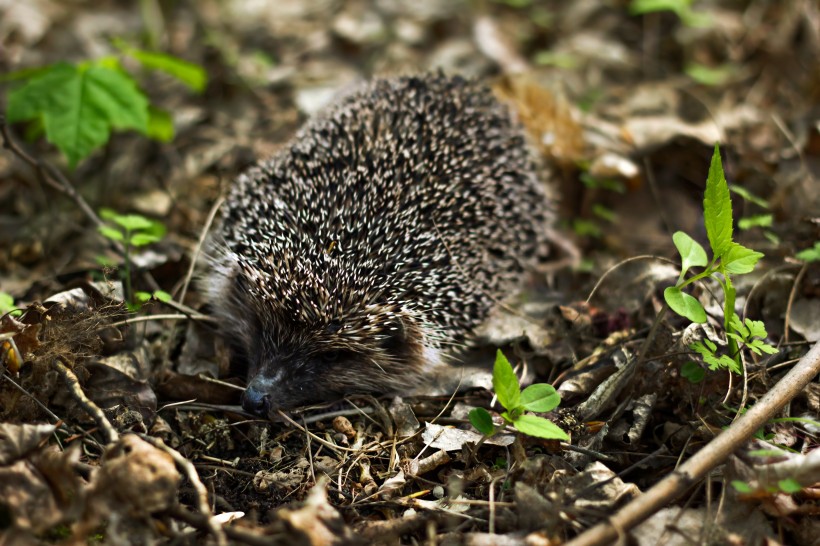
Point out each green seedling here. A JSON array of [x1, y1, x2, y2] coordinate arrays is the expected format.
[[5, 45, 206, 168], [664, 144, 776, 374], [796, 241, 820, 262], [97, 208, 166, 310], [0, 292, 22, 317], [469, 350, 568, 442]]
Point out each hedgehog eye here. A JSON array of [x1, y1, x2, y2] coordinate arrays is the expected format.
[[321, 350, 343, 363]]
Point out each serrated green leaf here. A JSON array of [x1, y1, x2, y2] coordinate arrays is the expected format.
[[493, 350, 521, 411], [98, 225, 125, 242], [672, 231, 708, 275], [7, 62, 149, 167], [722, 243, 764, 274], [703, 144, 733, 258], [664, 286, 707, 323], [146, 106, 174, 142], [744, 318, 767, 340], [512, 414, 569, 441], [719, 354, 740, 374], [123, 47, 207, 92], [795, 242, 820, 263], [704, 353, 721, 370], [748, 339, 778, 355], [704, 339, 716, 352], [729, 313, 748, 339], [468, 408, 496, 436], [520, 383, 561, 413]]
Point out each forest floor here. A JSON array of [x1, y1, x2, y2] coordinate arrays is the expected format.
[[0, 0, 818, 545]]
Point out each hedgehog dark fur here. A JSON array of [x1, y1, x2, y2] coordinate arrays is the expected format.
[[205, 73, 553, 414]]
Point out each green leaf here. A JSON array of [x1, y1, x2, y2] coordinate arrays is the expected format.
[[98, 225, 125, 242], [129, 233, 161, 246], [153, 290, 172, 303], [719, 354, 741, 374], [493, 350, 521, 411], [134, 291, 152, 304], [731, 480, 753, 493], [0, 292, 21, 316], [664, 286, 707, 323], [7, 62, 149, 167], [672, 231, 708, 275], [685, 63, 734, 86], [778, 478, 802, 494], [722, 243, 764, 274], [572, 219, 602, 238], [729, 185, 769, 209], [681, 361, 705, 383], [122, 46, 208, 92], [729, 313, 749, 339], [748, 339, 778, 355], [744, 318, 767, 340], [796, 242, 820, 263], [512, 414, 569, 441], [592, 204, 617, 223], [738, 214, 773, 230], [112, 214, 153, 232], [703, 144, 733, 258], [468, 408, 496, 436], [520, 384, 561, 413], [146, 106, 174, 142]]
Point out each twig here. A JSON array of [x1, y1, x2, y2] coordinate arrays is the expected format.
[[1, 116, 166, 296], [565, 340, 820, 546], [140, 434, 227, 546], [1, 116, 104, 229], [52, 357, 118, 444], [585, 255, 679, 304], [783, 262, 808, 344], [178, 195, 225, 305], [105, 313, 213, 330], [166, 506, 269, 546]]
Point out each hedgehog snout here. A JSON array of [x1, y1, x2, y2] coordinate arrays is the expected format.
[[241, 372, 278, 415]]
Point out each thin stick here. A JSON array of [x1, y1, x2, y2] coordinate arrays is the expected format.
[[52, 358, 118, 444], [565, 340, 820, 546], [140, 435, 227, 546], [178, 195, 225, 305]]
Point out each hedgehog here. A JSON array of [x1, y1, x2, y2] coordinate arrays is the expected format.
[[204, 73, 554, 415]]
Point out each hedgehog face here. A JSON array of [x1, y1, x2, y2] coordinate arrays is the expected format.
[[239, 309, 435, 415]]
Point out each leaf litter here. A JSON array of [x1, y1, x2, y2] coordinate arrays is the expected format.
[[0, 0, 818, 545]]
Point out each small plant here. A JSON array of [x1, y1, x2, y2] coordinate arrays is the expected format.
[[0, 292, 22, 317], [796, 241, 820, 262], [5, 45, 206, 168], [97, 208, 167, 310], [664, 144, 777, 374], [468, 350, 568, 441]]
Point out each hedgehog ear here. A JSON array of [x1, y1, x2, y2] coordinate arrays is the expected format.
[[380, 314, 417, 356]]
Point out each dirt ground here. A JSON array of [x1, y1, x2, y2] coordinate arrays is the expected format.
[[1, 0, 818, 544]]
